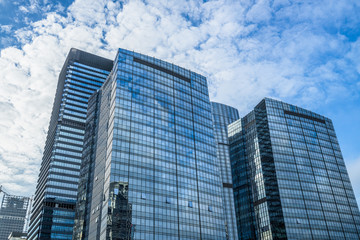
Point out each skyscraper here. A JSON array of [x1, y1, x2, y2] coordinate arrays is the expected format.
[[73, 92, 101, 240], [28, 49, 113, 240], [78, 48, 227, 239], [211, 102, 239, 239], [0, 194, 31, 240], [229, 98, 360, 239]]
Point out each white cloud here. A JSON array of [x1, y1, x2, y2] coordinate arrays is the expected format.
[[19, 5, 30, 13], [0, 25, 12, 33], [0, 0, 360, 199], [246, 0, 272, 24], [18, 0, 55, 14]]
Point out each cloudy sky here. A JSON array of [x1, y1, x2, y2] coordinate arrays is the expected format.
[[0, 0, 360, 203]]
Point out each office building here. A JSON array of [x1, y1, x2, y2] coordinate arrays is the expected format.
[[0, 194, 31, 240], [211, 102, 239, 239], [72, 92, 101, 240], [228, 98, 360, 239], [79, 48, 227, 239], [23, 196, 33, 234], [28, 49, 113, 240]]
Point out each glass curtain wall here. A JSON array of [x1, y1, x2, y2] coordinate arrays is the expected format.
[[86, 48, 227, 240], [211, 102, 239, 240], [229, 98, 360, 240]]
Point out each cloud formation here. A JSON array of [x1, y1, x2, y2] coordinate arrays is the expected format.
[[0, 0, 359, 200]]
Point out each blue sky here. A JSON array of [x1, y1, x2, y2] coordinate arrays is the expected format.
[[0, 0, 360, 204], [0, 0, 73, 48]]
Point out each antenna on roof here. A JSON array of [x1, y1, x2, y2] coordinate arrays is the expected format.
[[0, 185, 10, 195]]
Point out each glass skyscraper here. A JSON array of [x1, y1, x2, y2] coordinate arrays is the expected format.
[[0, 194, 31, 240], [73, 92, 101, 240], [28, 49, 113, 240], [211, 102, 239, 239], [229, 98, 360, 240], [79, 48, 227, 240]]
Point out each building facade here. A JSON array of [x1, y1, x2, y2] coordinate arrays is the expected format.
[[80, 48, 227, 240], [23, 196, 33, 234], [229, 98, 360, 240], [211, 102, 239, 239], [28, 49, 113, 240], [0, 194, 31, 240], [73, 92, 101, 240]]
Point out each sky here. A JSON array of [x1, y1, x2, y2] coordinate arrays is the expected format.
[[0, 0, 360, 204]]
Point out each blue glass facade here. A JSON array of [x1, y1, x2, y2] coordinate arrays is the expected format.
[[85, 48, 227, 239], [229, 98, 360, 240], [28, 49, 113, 240], [211, 102, 239, 239], [228, 119, 257, 240]]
